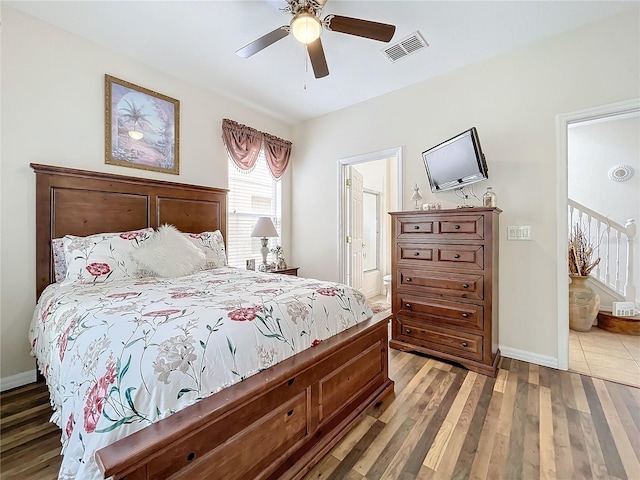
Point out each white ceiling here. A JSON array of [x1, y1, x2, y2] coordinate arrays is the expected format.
[[6, 1, 637, 125]]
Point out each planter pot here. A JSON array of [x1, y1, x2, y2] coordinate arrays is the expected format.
[[569, 275, 600, 332]]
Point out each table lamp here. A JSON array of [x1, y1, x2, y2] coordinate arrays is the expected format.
[[251, 217, 279, 271]]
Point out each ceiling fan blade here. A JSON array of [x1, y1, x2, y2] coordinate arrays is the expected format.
[[325, 15, 396, 43], [236, 26, 289, 58], [307, 38, 329, 79]]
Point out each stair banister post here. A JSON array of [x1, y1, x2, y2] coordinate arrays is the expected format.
[[624, 219, 636, 304]]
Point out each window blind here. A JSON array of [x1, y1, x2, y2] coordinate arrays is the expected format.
[[227, 151, 281, 268]]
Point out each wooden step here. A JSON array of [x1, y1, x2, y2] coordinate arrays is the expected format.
[[597, 311, 640, 336]]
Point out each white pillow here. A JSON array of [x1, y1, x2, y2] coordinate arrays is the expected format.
[[184, 230, 227, 269], [131, 225, 206, 278], [61, 228, 154, 285]]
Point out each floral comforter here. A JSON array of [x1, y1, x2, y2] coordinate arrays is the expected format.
[[30, 267, 372, 480]]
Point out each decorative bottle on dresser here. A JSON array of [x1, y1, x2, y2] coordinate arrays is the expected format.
[[483, 187, 496, 207]]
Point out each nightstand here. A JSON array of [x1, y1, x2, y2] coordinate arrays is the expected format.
[[269, 266, 299, 276]]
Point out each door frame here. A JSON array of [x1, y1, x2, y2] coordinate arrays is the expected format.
[[555, 98, 639, 370], [338, 147, 403, 286]]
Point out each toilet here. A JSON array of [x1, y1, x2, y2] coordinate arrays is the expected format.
[[383, 274, 392, 304]]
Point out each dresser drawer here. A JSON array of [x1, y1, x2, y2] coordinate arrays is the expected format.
[[397, 319, 483, 361], [398, 244, 484, 270], [396, 268, 483, 300], [395, 214, 484, 240], [396, 294, 484, 330]]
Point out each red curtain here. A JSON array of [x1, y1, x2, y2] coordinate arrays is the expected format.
[[221, 119, 262, 173], [221, 119, 291, 179], [263, 133, 292, 180]]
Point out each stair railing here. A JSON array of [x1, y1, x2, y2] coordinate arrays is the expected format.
[[568, 199, 636, 304]]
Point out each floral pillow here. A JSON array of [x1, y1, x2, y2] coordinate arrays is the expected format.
[[184, 230, 227, 269], [52, 238, 66, 283], [61, 228, 154, 285]]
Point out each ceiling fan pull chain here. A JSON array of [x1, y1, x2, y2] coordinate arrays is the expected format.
[[304, 47, 308, 90]]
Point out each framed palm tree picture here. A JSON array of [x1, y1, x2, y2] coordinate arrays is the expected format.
[[105, 75, 180, 174]]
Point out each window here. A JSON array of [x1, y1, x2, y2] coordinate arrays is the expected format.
[[227, 151, 281, 268]]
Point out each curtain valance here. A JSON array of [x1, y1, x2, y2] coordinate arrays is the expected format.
[[222, 119, 292, 179]]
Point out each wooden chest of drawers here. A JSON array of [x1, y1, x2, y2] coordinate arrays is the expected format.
[[389, 208, 501, 377]]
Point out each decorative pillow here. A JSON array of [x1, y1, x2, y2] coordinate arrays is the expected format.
[[52, 238, 66, 283], [61, 228, 154, 285], [184, 230, 227, 269], [131, 224, 206, 278]]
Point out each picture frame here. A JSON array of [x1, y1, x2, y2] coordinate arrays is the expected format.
[[105, 74, 180, 175]]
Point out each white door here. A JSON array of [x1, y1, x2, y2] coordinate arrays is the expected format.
[[349, 167, 364, 291]]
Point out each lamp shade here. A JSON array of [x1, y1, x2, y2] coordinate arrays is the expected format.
[[290, 12, 322, 44], [251, 217, 279, 238]]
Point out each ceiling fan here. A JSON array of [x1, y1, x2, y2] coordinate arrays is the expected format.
[[236, 0, 396, 79]]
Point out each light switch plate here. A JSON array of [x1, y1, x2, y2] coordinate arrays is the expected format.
[[507, 226, 531, 241]]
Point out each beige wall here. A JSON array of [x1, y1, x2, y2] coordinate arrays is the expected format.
[[290, 12, 640, 364], [0, 6, 292, 383]]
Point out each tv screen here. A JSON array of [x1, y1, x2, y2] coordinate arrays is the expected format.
[[422, 127, 488, 192]]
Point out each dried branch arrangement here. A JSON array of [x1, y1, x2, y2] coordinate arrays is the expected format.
[[568, 222, 600, 276]]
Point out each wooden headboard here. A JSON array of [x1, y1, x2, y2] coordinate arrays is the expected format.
[[32, 164, 228, 297]]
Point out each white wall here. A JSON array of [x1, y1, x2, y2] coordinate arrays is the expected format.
[[290, 12, 640, 365], [568, 115, 639, 226], [0, 6, 292, 383]]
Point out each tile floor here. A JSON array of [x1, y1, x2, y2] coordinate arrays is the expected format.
[[569, 326, 640, 388]]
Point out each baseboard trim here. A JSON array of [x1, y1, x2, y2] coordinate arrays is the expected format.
[[500, 346, 560, 370], [0, 370, 37, 392]]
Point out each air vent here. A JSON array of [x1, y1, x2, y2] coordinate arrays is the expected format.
[[382, 31, 428, 62]]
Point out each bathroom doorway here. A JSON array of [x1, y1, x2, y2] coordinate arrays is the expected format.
[[338, 147, 403, 302]]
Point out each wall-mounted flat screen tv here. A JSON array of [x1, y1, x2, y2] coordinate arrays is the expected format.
[[422, 127, 488, 192]]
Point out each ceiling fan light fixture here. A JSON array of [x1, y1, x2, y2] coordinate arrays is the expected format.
[[290, 12, 322, 45]]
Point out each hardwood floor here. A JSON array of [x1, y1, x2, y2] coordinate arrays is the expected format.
[[0, 382, 61, 479], [1, 351, 639, 479], [302, 350, 640, 480]]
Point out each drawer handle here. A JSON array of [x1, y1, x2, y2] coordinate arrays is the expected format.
[[405, 277, 412, 282], [187, 452, 196, 462], [462, 342, 468, 347], [462, 284, 469, 289], [454, 225, 461, 229], [288, 377, 295, 386], [414, 225, 420, 230], [405, 303, 412, 310], [405, 328, 412, 334], [462, 313, 469, 318], [287, 409, 294, 417], [454, 254, 460, 259], [414, 252, 420, 256]]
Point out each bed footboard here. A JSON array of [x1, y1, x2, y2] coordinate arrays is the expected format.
[[96, 312, 394, 480]]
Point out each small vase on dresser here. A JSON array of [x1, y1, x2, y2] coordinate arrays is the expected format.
[[568, 275, 600, 331]]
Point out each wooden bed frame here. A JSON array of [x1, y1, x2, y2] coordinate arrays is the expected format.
[[32, 164, 394, 480]]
